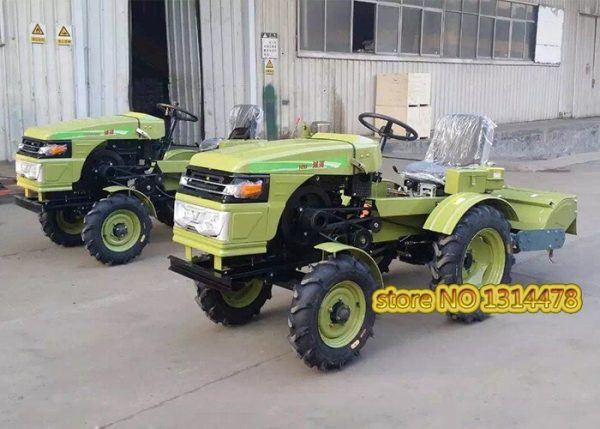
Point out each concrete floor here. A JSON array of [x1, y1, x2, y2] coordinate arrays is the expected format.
[[1, 160, 599, 428]]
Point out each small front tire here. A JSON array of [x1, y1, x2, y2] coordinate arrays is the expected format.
[[82, 194, 152, 265], [288, 254, 377, 371], [39, 209, 86, 247], [155, 199, 175, 227], [195, 279, 272, 326]]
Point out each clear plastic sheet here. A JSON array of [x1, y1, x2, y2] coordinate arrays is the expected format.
[[228, 104, 264, 139], [199, 137, 222, 151], [199, 105, 264, 152], [403, 114, 496, 184]]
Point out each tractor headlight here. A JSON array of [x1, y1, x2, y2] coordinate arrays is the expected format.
[[174, 200, 230, 240], [15, 160, 43, 181], [38, 144, 68, 157], [223, 179, 264, 199]]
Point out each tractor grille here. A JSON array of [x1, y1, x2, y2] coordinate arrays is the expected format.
[[18, 138, 46, 156], [179, 166, 269, 203], [17, 137, 71, 158]]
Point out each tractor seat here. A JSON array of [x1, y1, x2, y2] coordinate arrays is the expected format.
[[402, 114, 496, 185], [228, 104, 264, 140]]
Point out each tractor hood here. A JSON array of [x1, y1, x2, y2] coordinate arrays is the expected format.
[[23, 112, 165, 141], [188, 134, 380, 174]]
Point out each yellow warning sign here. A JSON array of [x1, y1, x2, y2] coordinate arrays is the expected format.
[[56, 25, 73, 46], [30, 23, 46, 44], [32, 24, 44, 35], [264, 59, 274, 76]]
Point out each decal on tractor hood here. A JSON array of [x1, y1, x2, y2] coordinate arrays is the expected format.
[[51, 129, 132, 139], [248, 158, 346, 173]]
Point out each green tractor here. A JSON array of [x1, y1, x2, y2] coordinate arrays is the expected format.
[[168, 112, 577, 370], [14, 103, 262, 265]]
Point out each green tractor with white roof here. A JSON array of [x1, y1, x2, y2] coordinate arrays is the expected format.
[[14, 103, 262, 265], [168, 112, 577, 370]]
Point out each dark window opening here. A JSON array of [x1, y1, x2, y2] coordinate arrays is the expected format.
[[130, 0, 170, 116], [352, 1, 375, 53]]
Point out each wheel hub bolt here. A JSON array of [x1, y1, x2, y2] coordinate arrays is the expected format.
[[330, 301, 351, 324], [113, 223, 128, 238]]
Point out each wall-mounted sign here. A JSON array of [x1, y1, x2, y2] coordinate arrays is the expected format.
[[30, 23, 46, 44], [56, 25, 72, 46], [261, 33, 278, 59], [264, 59, 275, 76]]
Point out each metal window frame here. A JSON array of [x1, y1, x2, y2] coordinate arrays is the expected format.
[[374, 2, 402, 55], [296, 0, 539, 63]]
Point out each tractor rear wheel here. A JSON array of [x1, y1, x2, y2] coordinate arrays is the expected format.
[[430, 205, 514, 323], [288, 254, 377, 370], [39, 209, 85, 247], [195, 279, 272, 325], [82, 194, 152, 265]]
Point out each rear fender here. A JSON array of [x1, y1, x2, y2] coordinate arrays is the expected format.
[[314, 242, 383, 288], [103, 185, 157, 216], [424, 193, 518, 235]]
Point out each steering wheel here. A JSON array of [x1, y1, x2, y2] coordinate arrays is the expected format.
[[358, 113, 419, 147], [156, 103, 199, 123]]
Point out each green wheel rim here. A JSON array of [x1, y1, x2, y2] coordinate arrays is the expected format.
[[318, 281, 366, 348], [222, 279, 264, 308], [462, 228, 506, 286], [55, 210, 85, 235], [101, 209, 142, 252]]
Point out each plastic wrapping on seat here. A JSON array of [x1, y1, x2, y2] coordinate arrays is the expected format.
[[403, 114, 496, 184], [228, 104, 264, 139], [403, 161, 448, 185], [199, 137, 222, 152], [425, 114, 496, 166]]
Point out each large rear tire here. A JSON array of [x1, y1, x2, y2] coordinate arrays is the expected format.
[[82, 194, 152, 265], [195, 279, 272, 326], [430, 205, 514, 323], [39, 209, 85, 247], [288, 254, 377, 371]]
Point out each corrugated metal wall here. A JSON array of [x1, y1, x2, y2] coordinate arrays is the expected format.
[[199, 0, 251, 138], [82, 0, 129, 117], [253, 0, 600, 136], [0, 0, 129, 161], [3, 0, 600, 160], [165, 0, 203, 145]]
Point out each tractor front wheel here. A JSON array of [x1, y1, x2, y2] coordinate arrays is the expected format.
[[82, 194, 152, 265], [195, 279, 272, 325], [430, 205, 514, 323], [39, 209, 86, 247], [288, 254, 377, 370]]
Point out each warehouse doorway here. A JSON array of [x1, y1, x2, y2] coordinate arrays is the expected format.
[[574, 14, 600, 117], [129, 0, 170, 116]]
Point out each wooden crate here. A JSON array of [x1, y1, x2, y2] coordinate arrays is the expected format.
[[376, 73, 431, 107], [407, 106, 432, 139], [375, 73, 432, 138]]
